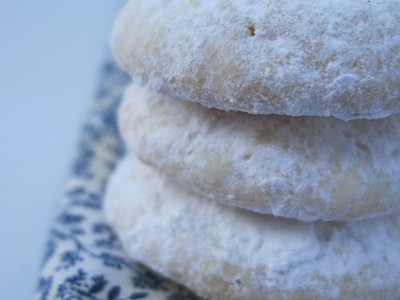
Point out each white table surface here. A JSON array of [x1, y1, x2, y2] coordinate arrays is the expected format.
[[0, 1, 123, 298]]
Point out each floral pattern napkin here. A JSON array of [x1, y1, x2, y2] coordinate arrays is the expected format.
[[35, 61, 201, 300]]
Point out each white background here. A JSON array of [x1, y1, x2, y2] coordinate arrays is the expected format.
[[0, 1, 123, 298]]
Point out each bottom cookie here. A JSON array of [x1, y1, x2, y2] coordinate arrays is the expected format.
[[104, 155, 400, 300]]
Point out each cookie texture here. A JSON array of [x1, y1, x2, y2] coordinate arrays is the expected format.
[[104, 155, 400, 300], [112, 0, 400, 120], [119, 84, 400, 221]]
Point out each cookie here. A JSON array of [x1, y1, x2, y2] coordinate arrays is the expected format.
[[104, 155, 400, 300], [119, 84, 400, 221], [112, 0, 400, 120]]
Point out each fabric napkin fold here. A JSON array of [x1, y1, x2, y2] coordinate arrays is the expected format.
[[35, 61, 200, 300]]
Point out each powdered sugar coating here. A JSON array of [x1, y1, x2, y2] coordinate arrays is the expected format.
[[112, 0, 400, 120], [104, 155, 400, 300], [119, 84, 400, 221]]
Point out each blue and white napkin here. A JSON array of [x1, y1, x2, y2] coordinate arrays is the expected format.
[[35, 61, 201, 300]]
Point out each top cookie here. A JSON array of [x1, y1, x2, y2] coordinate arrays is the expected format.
[[112, 0, 400, 120]]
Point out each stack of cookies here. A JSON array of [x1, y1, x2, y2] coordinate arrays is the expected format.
[[104, 1, 400, 299]]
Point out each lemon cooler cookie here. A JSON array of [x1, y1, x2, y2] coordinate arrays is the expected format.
[[119, 84, 400, 221], [104, 155, 400, 300], [112, 0, 400, 120]]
